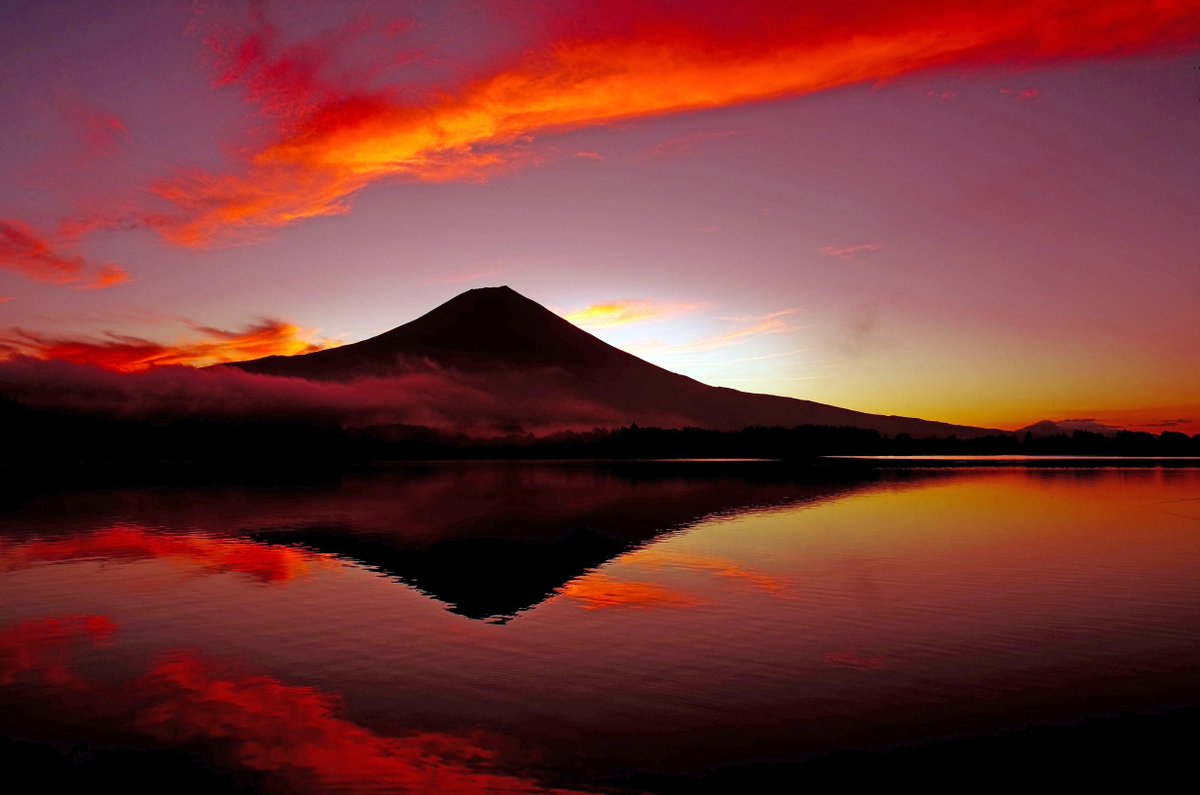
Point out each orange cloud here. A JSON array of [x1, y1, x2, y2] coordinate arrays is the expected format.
[[563, 299, 703, 328], [0, 219, 129, 289], [0, 318, 335, 372], [559, 573, 703, 611], [149, 1, 1200, 245], [4, 526, 327, 584]]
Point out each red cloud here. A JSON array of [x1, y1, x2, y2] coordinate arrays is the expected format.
[[0, 219, 130, 289], [142, 1, 1200, 245], [0, 319, 333, 372], [58, 88, 129, 159]]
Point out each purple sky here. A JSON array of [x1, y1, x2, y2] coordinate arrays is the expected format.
[[1, 1, 1198, 431]]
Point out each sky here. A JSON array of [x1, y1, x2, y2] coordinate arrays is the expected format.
[[1, 0, 1198, 433]]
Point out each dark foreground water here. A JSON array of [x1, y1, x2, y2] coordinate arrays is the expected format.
[[2, 463, 1199, 792]]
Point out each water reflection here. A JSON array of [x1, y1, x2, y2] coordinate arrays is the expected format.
[[2, 464, 1199, 790], [2, 463, 888, 621]]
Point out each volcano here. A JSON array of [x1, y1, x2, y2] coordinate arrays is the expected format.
[[227, 286, 995, 437]]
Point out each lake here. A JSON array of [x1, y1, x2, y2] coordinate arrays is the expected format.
[[2, 462, 1199, 791]]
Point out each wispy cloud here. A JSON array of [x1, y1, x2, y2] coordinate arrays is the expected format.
[[563, 299, 704, 329], [0, 219, 131, 290], [1001, 87, 1041, 101], [573, 150, 604, 160], [641, 129, 738, 161], [57, 84, 129, 160], [646, 309, 800, 355], [820, 242, 879, 260]]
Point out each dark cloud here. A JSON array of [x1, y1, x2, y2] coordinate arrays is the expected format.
[[0, 357, 645, 436]]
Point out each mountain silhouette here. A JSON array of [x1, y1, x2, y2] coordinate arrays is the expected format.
[[1020, 419, 1121, 437], [227, 286, 996, 437]]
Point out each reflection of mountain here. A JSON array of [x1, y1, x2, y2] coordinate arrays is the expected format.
[[1, 464, 905, 621], [251, 470, 867, 621], [228, 286, 995, 437], [271, 525, 636, 621]]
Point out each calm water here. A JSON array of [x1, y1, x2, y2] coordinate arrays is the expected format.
[[2, 463, 1199, 791]]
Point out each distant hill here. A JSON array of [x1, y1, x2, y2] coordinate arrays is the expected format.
[[1020, 419, 1123, 437], [226, 286, 998, 438]]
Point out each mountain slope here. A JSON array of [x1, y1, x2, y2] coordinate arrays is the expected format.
[[227, 286, 998, 437]]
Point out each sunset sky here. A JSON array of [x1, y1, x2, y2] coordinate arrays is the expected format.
[[1, 0, 1197, 432]]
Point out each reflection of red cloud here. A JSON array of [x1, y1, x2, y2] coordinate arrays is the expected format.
[[824, 651, 887, 670], [134, 652, 587, 793], [626, 550, 789, 595], [0, 619, 586, 793], [9, 526, 324, 584], [559, 573, 704, 611], [150, 2, 1200, 244], [0, 320, 333, 372], [0, 615, 116, 686]]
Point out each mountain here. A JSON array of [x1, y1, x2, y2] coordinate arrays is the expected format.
[[226, 286, 998, 438]]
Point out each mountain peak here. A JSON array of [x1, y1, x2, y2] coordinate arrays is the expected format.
[[229, 286, 635, 378]]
